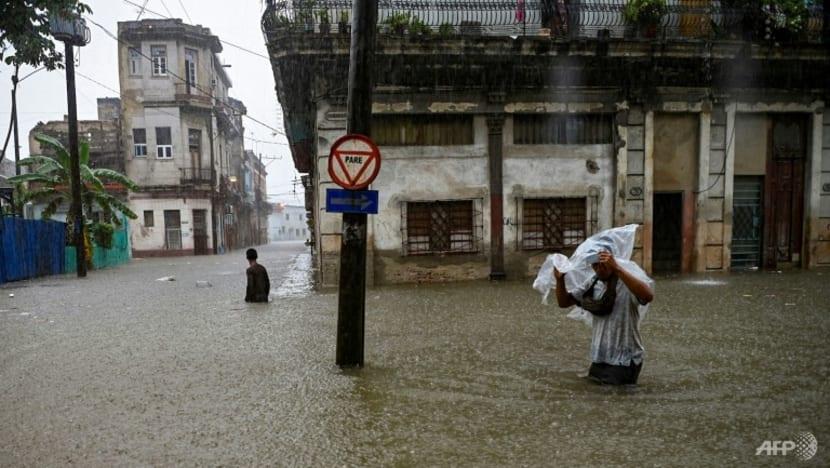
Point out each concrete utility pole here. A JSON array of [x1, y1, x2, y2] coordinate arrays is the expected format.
[[11, 66, 20, 178], [51, 13, 90, 277], [64, 43, 87, 277], [336, 0, 378, 368]]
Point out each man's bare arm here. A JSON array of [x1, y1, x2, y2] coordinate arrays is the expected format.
[[598, 252, 654, 304], [554, 268, 577, 308]]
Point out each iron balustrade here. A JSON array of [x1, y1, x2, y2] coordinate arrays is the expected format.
[[179, 168, 214, 185], [262, 0, 825, 43]]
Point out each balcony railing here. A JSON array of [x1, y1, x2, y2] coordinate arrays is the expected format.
[[262, 0, 825, 43], [174, 82, 213, 108], [180, 167, 214, 185]]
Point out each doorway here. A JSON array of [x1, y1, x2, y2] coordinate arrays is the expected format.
[[763, 116, 806, 268], [731, 176, 763, 269], [163, 210, 182, 251], [193, 209, 209, 255], [652, 192, 683, 274]]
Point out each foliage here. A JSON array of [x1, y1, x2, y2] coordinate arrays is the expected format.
[[623, 0, 667, 25], [316, 9, 330, 24], [87, 221, 114, 249], [383, 12, 431, 36], [438, 23, 455, 37], [338, 10, 349, 25], [408, 16, 431, 36], [384, 12, 412, 34], [760, 0, 810, 36], [8, 133, 138, 245], [0, 0, 91, 70]]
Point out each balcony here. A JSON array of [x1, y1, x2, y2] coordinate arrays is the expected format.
[[180, 167, 214, 185], [174, 82, 213, 109], [262, 0, 825, 44]]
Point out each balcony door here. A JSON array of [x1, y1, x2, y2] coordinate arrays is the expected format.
[[188, 129, 202, 175]]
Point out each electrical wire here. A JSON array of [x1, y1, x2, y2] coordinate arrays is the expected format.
[[85, 17, 284, 136], [176, 0, 193, 23]]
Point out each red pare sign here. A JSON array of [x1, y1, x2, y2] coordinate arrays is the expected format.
[[328, 134, 381, 190]]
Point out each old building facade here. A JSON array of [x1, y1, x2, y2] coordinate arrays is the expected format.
[[263, 1, 829, 286], [117, 19, 265, 256], [268, 203, 309, 241], [25, 98, 126, 221]]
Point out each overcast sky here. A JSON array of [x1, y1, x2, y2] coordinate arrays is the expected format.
[[0, 0, 304, 205]]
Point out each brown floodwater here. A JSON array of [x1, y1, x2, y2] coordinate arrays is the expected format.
[[1, 244, 827, 466]]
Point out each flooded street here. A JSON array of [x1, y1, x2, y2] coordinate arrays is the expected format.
[[1, 243, 827, 466]]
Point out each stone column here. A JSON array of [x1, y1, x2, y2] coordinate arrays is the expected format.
[[643, 110, 654, 274], [694, 110, 711, 272], [722, 103, 737, 270], [804, 109, 825, 268], [487, 113, 506, 280]]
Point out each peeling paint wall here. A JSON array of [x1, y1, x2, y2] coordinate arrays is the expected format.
[[734, 114, 768, 176], [128, 198, 212, 255]]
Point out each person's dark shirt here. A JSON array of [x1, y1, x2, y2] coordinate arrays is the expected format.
[[245, 263, 270, 302]]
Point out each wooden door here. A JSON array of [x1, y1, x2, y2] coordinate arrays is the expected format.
[[763, 116, 806, 268], [193, 209, 208, 255]]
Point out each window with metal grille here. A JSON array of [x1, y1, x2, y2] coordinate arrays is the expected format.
[[521, 198, 587, 251], [372, 115, 474, 146], [403, 200, 480, 255], [513, 114, 613, 144]]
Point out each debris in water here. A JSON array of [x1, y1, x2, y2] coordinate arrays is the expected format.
[[785, 303, 796, 306], [742, 294, 753, 297], [156, 276, 176, 282], [196, 281, 212, 288], [8, 294, 14, 298], [683, 279, 726, 286]]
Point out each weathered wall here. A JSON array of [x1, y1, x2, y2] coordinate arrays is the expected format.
[[734, 114, 768, 176], [315, 102, 492, 286], [502, 115, 615, 278], [810, 111, 830, 265], [654, 113, 698, 192], [128, 197, 212, 255]]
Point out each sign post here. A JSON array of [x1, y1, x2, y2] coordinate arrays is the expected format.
[[334, 0, 378, 368]]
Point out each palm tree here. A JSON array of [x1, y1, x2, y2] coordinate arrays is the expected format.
[[8, 133, 138, 246]]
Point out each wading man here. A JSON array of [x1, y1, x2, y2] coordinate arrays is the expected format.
[[554, 247, 654, 385], [245, 248, 270, 303]]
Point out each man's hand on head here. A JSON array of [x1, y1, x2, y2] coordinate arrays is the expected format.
[[597, 251, 619, 272]]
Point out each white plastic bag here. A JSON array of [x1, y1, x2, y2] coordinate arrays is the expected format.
[[533, 224, 653, 326]]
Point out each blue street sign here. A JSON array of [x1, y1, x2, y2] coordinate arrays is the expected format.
[[325, 188, 379, 214]]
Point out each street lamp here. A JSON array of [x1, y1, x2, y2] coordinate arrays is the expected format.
[[50, 12, 91, 278]]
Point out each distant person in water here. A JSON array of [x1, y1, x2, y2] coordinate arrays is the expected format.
[[245, 248, 270, 303], [554, 243, 654, 385]]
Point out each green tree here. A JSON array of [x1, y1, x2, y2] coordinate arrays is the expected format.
[[8, 134, 138, 247], [0, 0, 91, 70]]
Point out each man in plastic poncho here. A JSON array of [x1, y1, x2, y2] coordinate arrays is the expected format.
[[553, 241, 654, 385]]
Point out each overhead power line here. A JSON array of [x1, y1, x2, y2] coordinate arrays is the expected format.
[[176, 0, 193, 23], [84, 17, 284, 136], [121, 0, 271, 60]]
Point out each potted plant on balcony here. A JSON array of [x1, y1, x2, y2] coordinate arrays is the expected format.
[[408, 16, 431, 37], [438, 22, 455, 38], [338, 10, 350, 35], [624, 0, 668, 38], [759, 0, 810, 43], [296, 0, 315, 32], [384, 11, 412, 35], [317, 9, 331, 34]]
